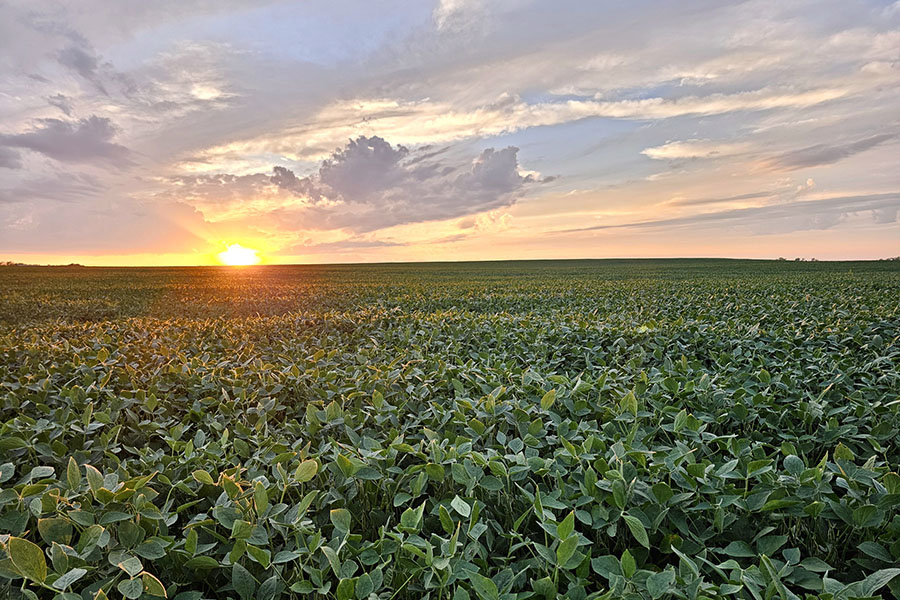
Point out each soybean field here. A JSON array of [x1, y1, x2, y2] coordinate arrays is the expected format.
[[1, 259, 899, 600]]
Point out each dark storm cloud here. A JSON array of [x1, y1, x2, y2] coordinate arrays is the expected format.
[[0, 116, 131, 165]]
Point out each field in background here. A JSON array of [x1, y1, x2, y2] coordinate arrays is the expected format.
[[1, 259, 899, 600]]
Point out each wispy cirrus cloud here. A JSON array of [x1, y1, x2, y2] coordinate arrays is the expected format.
[[763, 133, 898, 171], [566, 192, 900, 234], [669, 179, 816, 207], [57, 45, 110, 95], [47, 93, 74, 116], [201, 86, 850, 161], [642, 139, 750, 161], [276, 237, 407, 255]]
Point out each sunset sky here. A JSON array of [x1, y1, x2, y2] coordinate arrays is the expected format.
[[1, 0, 898, 265]]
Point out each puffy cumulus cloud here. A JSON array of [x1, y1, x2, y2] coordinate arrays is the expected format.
[[318, 136, 412, 201], [273, 137, 537, 232], [763, 133, 898, 170], [0, 116, 131, 165], [166, 136, 538, 233]]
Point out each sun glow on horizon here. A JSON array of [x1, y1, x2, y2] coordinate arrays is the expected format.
[[217, 243, 261, 266]]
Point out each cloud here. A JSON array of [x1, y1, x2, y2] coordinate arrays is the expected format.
[[0, 116, 131, 165], [873, 207, 897, 224], [584, 87, 849, 120], [274, 137, 535, 232], [0, 171, 107, 205], [318, 136, 412, 201], [671, 178, 816, 207], [269, 167, 324, 202], [642, 139, 749, 160], [167, 136, 536, 233], [671, 190, 772, 207], [58, 45, 109, 95], [434, 0, 485, 30], [0, 199, 209, 254], [276, 238, 407, 255], [0, 147, 21, 170], [47, 94, 74, 116], [218, 86, 849, 158], [764, 133, 897, 170], [457, 209, 514, 232], [567, 192, 900, 234], [164, 171, 290, 226]]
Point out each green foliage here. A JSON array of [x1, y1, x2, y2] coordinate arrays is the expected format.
[[1, 259, 900, 599]]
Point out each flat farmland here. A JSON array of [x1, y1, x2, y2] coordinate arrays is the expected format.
[[1, 260, 899, 600]]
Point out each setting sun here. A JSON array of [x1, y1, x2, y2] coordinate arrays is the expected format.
[[217, 243, 261, 266]]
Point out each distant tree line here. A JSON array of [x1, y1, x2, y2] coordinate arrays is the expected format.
[[776, 256, 900, 262], [0, 261, 85, 267]]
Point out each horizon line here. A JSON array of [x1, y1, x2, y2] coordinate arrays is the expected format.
[[3, 256, 899, 268]]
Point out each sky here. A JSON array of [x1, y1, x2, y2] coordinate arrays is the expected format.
[[1, 0, 898, 265]]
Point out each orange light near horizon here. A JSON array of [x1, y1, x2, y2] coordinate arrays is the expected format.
[[217, 243, 261, 266]]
